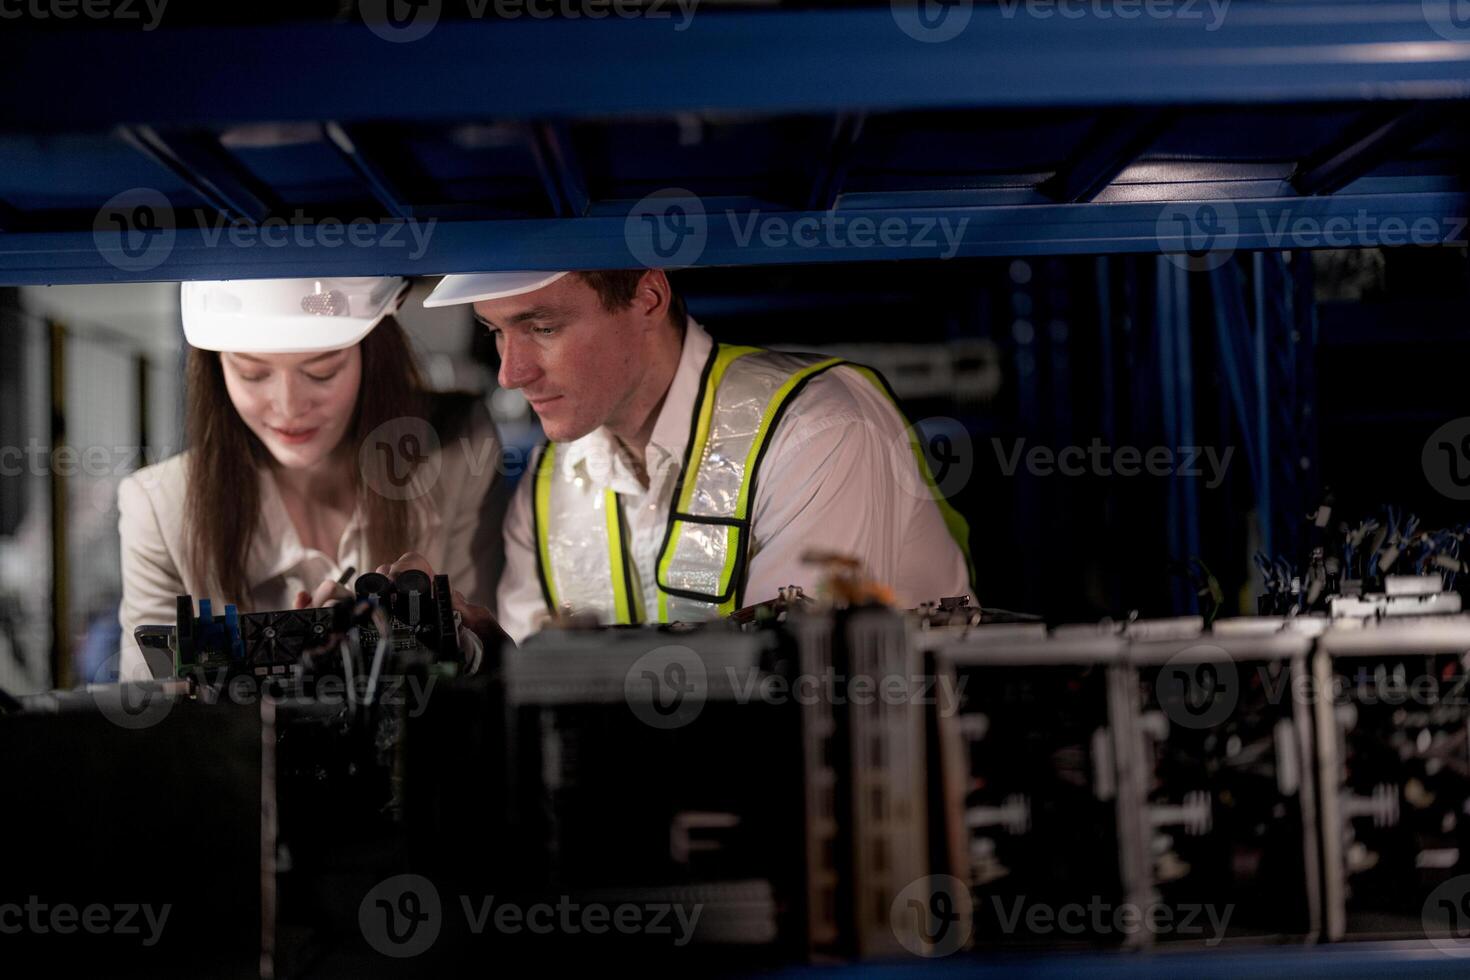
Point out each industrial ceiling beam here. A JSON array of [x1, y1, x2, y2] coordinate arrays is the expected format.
[[18, 187, 1465, 285], [4, 5, 1470, 129]]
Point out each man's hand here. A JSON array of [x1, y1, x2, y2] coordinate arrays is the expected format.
[[374, 551, 436, 583], [377, 552, 512, 653]]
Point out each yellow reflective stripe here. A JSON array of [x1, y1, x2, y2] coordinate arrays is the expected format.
[[659, 344, 760, 621], [705, 355, 847, 614], [534, 443, 560, 611], [656, 538, 671, 621], [849, 365, 976, 588], [717, 524, 740, 616], [672, 344, 761, 513], [733, 356, 845, 520], [629, 549, 646, 623], [604, 489, 633, 625]]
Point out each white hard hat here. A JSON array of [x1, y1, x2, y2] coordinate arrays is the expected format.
[[181, 277, 409, 353], [422, 271, 569, 308]]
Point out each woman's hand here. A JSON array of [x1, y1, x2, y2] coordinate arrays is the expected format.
[[377, 552, 513, 655], [293, 575, 353, 610]]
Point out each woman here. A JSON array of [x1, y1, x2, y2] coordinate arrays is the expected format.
[[117, 276, 500, 681]]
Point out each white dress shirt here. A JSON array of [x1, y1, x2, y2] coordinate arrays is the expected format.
[[117, 401, 501, 680], [496, 319, 972, 644]]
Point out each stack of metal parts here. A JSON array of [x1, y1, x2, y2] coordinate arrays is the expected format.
[[6, 601, 1470, 972], [423, 611, 936, 965], [916, 609, 1470, 955]]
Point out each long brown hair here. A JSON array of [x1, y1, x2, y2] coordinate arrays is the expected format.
[[183, 317, 428, 607]]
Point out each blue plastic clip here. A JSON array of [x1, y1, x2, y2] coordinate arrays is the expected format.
[[224, 604, 244, 661]]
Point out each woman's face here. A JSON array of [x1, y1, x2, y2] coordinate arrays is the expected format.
[[220, 346, 363, 471]]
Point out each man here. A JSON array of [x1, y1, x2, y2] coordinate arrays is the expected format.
[[422, 268, 972, 645]]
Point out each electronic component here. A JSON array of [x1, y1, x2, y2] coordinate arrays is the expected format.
[[134, 571, 462, 681]]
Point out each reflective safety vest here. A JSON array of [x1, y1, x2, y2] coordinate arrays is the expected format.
[[531, 343, 973, 625]]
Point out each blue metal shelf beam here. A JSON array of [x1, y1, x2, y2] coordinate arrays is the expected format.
[[3, 4, 1469, 282], [19, 189, 1464, 285], [322, 122, 413, 220], [806, 112, 867, 212], [1040, 110, 1177, 204], [4, 6, 1470, 129], [529, 122, 591, 219], [114, 126, 278, 226], [1290, 104, 1451, 196]]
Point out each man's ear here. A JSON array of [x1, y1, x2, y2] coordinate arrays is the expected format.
[[635, 269, 672, 326]]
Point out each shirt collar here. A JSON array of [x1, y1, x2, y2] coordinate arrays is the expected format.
[[560, 318, 713, 492], [251, 466, 364, 583]]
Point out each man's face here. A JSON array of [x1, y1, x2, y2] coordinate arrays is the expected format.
[[475, 275, 648, 442]]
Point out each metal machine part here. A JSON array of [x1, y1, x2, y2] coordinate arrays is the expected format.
[[925, 626, 1127, 950], [1314, 618, 1470, 943], [1126, 623, 1321, 945]]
